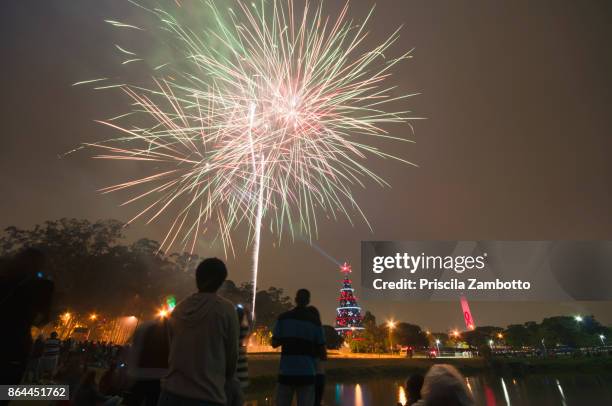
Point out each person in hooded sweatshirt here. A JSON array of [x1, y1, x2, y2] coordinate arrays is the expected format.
[[158, 258, 239, 406]]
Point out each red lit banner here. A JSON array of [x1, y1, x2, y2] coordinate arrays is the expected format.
[[461, 295, 475, 330]]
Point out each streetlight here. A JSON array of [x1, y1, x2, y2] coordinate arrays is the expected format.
[[574, 315, 583, 322], [87, 313, 98, 341], [60, 312, 72, 339], [497, 332, 503, 339], [450, 330, 460, 349], [599, 334, 606, 346], [387, 320, 396, 353], [488, 339, 494, 348], [435, 338, 441, 356]]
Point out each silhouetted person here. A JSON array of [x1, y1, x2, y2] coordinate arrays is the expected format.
[[158, 258, 239, 406], [235, 305, 250, 390], [25, 334, 45, 382], [41, 332, 61, 379], [73, 370, 122, 406], [0, 248, 53, 386], [127, 318, 169, 406], [272, 289, 325, 406], [54, 351, 86, 402], [413, 364, 473, 406], [306, 306, 327, 406], [99, 361, 121, 396], [405, 373, 424, 405], [226, 304, 250, 406]]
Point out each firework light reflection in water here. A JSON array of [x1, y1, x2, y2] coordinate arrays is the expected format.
[[76, 0, 419, 318]]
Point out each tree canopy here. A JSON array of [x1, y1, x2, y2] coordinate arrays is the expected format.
[[0, 218, 292, 328]]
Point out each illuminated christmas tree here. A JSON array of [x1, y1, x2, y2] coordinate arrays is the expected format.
[[335, 262, 364, 336]]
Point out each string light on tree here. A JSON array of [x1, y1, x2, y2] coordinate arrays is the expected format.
[[335, 262, 364, 337]]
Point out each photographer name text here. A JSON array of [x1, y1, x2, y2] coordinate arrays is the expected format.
[[371, 253, 531, 291]]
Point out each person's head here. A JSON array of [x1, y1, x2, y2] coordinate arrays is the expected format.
[[50, 331, 58, 339], [295, 289, 310, 307], [406, 373, 425, 404], [196, 258, 228, 292], [420, 364, 473, 406]]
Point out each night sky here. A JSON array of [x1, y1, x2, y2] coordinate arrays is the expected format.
[[2, 0, 612, 330]]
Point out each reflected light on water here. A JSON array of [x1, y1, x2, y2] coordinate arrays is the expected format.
[[556, 379, 567, 406], [335, 384, 343, 404], [501, 378, 511, 405], [355, 383, 363, 406], [465, 378, 473, 393], [248, 373, 612, 405], [398, 385, 407, 405]]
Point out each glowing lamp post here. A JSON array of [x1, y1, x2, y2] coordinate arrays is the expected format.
[[450, 330, 460, 348], [387, 321, 396, 353], [87, 313, 98, 340], [599, 334, 606, 346], [435, 338, 441, 356], [60, 312, 72, 339]]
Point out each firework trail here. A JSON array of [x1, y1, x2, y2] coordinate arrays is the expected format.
[[76, 0, 419, 317], [247, 102, 265, 317]]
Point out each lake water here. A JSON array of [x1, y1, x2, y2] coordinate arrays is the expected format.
[[246, 373, 612, 405]]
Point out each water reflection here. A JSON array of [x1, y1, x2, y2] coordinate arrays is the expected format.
[[465, 377, 474, 395], [501, 377, 511, 405], [398, 384, 407, 405], [354, 383, 363, 406], [335, 383, 342, 404], [248, 373, 612, 405], [334, 382, 366, 406], [556, 379, 567, 406]]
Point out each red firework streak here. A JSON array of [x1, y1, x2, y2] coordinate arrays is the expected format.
[[461, 296, 476, 330]]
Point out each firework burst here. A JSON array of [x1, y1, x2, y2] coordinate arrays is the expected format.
[[77, 0, 419, 314]]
